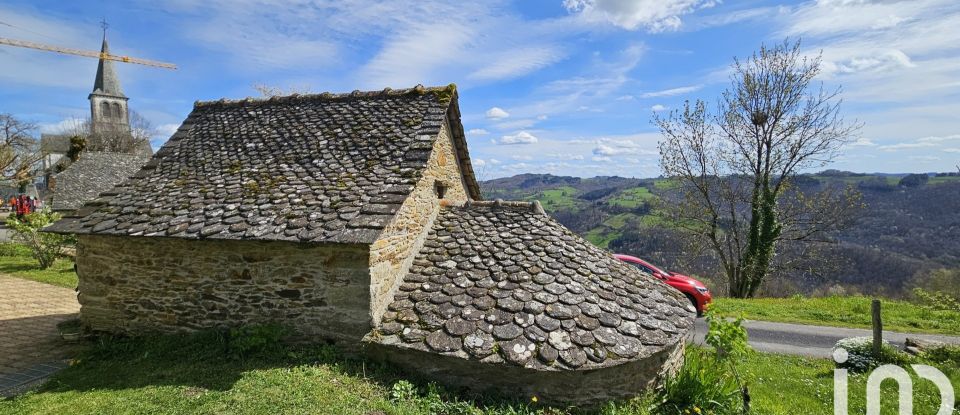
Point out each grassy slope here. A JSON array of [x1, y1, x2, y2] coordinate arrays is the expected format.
[[537, 186, 581, 211], [2, 333, 956, 415], [607, 187, 655, 209], [0, 244, 77, 288], [712, 296, 960, 335]]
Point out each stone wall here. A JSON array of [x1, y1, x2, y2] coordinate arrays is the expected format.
[[76, 234, 372, 344], [366, 338, 685, 407], [368, 118, 470, 324]]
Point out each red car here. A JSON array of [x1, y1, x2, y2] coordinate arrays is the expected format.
[[614, 254, 712, 315]]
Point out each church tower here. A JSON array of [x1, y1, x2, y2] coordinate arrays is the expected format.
[[88, 34, 130, 137]]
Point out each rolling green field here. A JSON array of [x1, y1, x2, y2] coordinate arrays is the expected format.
[[535, 186, 581, 211], [712, 295, 960, 335], [607, 187, 656, 208]]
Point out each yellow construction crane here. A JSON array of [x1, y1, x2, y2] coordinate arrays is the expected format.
[[0, 36, 177, 70]]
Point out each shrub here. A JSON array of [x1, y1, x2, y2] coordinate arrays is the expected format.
[[833, 336, 912, 373], [898, 173, 929, 188], [912, 288, 960, 313], [5, 209, 74, 269], [653, 350, 741, 414], [918, 344, 960, 367], [705, 313, 750, 359]]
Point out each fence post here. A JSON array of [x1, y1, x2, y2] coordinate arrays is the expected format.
[[871, 299, 882, 356]]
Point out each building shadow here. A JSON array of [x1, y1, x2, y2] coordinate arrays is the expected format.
[[0, 313, 82, 376]]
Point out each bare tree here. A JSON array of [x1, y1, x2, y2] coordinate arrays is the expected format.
[[0, 113, 41, 186], [656, 40, 863, 298], [55, 110, 152, 155]]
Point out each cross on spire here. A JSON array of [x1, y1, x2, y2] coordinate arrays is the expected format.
[[100, 18, 109, 39]]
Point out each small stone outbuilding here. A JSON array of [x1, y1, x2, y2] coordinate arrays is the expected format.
[[46, 85, 694, 405]]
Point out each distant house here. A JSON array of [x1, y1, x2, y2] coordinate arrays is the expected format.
[[40, 34, 151, 203], [46, 85, 693, 405]]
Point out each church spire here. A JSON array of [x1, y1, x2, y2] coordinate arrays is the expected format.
[[91, 24, 125, 98]]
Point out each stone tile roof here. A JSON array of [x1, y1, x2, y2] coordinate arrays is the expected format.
[[375, 200, 695, 371], [40, 134, 71, 154], [49, 152, 150, 211], [45, 85, 481, 243]]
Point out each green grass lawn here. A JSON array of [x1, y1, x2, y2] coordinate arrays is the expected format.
[[0, 243, 77, 288], [712, 295, 960, 335], [1, 331, 956, 415]]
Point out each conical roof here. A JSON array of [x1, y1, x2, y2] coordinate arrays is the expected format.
[[375, 200, 695, 370], [92, 37, 125, 97]]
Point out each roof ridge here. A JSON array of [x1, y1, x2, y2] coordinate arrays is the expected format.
[[458, 199, 547, 215], [193, 84, 457, 109]]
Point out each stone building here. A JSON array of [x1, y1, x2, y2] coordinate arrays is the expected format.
[[46, 85, 693, 405]]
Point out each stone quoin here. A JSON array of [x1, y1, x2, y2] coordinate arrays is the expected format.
[[45, 85, 694, 405]]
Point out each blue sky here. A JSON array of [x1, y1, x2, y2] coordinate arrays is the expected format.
[[1, 0, 959, 179]]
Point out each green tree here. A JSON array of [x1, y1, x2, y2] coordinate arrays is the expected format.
[[898, 173, 929, 188], [656, 40, 862, 298], [6, 210, 74, 269]]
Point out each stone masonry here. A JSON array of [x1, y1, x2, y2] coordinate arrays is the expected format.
[[76, 235, 372, 342], [369, 118, 469, 325]]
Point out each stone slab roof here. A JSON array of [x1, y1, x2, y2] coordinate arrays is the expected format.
[[375, 200, 695, 371], [49, 152, 150, 211], [45, 85, 481, 244], [40, 134, 71, 154]]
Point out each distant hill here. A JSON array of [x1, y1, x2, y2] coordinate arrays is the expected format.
[[480, 172, 960, 297]]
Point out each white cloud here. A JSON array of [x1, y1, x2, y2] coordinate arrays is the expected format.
[[592, 155, 612, 162], [472, 158, 487, 167], [467, 128, 490, 136], [493, 118, 539, 130], [591, 140, 658, 157], [485, 107, 510, 120], [616, 95, 635, 101], [641, 85, 701, 98], [489, 158, 502, 165], [847, 137, 876, 147], [878, 134, 960, 151], [650, 104, 668, 112], [39, 117, 86, 134], [548, 153, 586, 160], [563, 0, 717, 32], [943, 148, 960, 153], [155, 123, 180, 140], [918, 134, 960, 143], [0, 7, 109, 90], [469, 46, 566, 81], [878, 142, 935, 151], [511, 155, 533, 160], [498, 131, 539, 145], [821, 49, 916, 76]]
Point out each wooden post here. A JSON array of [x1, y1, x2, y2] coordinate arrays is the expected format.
[[872, 299, 882, 356]]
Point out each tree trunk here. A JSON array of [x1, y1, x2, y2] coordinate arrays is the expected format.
[[731, 183, 782, 298]]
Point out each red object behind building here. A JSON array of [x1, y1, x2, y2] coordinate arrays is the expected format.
[[613, 254, 712, 315]]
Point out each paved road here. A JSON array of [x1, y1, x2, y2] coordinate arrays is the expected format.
[[689, 318, 960, 358]]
